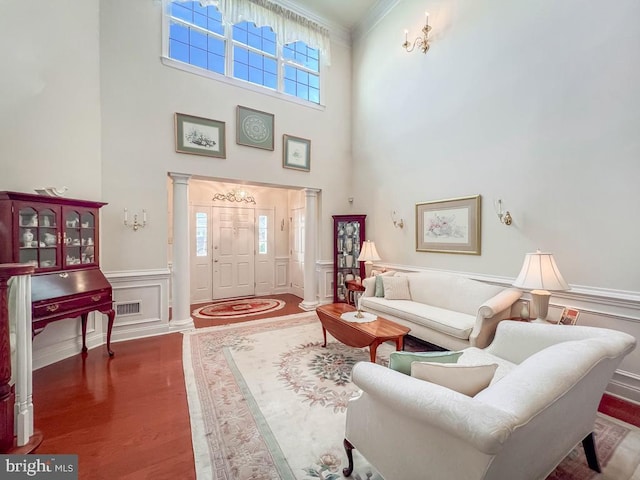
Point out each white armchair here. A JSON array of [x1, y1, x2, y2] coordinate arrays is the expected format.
[[343, 321, 636, 480]]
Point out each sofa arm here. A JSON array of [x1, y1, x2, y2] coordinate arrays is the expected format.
[[469, 288, 522, 348], [362, 276, 376, 297], [478, 288, 522, 319], [349, 362, 516, 454]]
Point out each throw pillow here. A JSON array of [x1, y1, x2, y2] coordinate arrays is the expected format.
[[374, 275, 385, 297], [382, 275, 411, 300], [410, 362, 498, 397], [389, 350, 462, 376], [373, 271, 395, 297]]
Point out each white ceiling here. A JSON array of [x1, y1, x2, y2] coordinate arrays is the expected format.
[[288, 0, 379, 29]]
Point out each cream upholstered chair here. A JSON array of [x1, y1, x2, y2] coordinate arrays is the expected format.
[[343, 321, 636, 480]]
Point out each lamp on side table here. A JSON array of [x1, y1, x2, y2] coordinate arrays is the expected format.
[[513, 249, 570, 322], [357, 240, 381, 279]]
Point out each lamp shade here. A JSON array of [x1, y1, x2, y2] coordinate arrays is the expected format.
[[357, 240, 381, 262], [513, 250, 569, 292]]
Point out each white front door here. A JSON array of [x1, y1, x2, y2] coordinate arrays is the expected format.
[[290, 207, 304, 298], [212, 206, 255, 299]]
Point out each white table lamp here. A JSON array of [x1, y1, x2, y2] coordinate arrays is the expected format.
[[513, 250, 569, 322], [357, 240, 381, 278]]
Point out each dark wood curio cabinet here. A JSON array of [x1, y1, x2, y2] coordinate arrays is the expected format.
[[332, 215, 366, 303], [0, 191, 115, 356]]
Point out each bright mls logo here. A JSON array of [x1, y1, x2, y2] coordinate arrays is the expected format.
[[1, 455, 78, 479]]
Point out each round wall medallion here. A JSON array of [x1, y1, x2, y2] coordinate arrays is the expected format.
[[242, 115, 269, 143]]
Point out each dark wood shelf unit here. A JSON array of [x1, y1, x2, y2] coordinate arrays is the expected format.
[[332, 214, 366, 303], [0, 191, 115, 356]]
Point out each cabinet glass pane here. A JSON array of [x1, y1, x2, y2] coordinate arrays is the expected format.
[[18, 207, 39, 267]]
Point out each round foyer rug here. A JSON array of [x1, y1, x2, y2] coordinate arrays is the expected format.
[[192, 298, 285, 319]]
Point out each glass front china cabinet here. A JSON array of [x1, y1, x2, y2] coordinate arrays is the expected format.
[[332, 215, 366, 303], [0, 191, 115, 356]]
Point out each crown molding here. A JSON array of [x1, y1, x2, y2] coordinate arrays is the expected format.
[[352, 0, 401, 44]]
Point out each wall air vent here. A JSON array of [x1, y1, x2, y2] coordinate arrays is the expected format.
[[116, 301, 141, 317]]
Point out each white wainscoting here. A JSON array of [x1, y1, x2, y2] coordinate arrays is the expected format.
[[273, 256, 290, 294], [316, 260, 334, 304], [32, 269, 172, 370], [107, 268, 172, 339], [371, 263, 640, 404]]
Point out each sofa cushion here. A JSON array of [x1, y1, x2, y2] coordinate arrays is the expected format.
[[457, 347, 516, 385], [360, 297, 476, 340], [382, 276, 411, 300], [374, 275, 385, 297], [373, 270, 395, 297], [399, 271, 504, 315], [389, 350, 462, 376], [411, 362, 498, 396]]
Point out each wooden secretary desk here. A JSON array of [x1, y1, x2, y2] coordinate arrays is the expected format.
[[0, 191, 115, 356]]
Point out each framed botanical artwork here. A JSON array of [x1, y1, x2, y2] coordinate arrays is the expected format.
[[559, 307, 580, 325], [416, 195, 481, 254], [236, 105, 274, 150], [283, 134, 311, 172], [175, 113, 226, 158]]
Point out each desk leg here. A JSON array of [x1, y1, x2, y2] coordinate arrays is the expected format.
[[322, 326, 327, 348], [80, 313, 88, 353], [106, 309, 115, 357]]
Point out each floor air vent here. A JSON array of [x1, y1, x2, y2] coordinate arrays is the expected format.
[[116, 301, 141, 317]]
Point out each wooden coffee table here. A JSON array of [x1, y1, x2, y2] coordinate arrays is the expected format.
[[316, 303, 411, 363]]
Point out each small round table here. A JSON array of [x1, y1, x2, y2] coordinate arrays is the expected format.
[[345, 280, 365, 306]]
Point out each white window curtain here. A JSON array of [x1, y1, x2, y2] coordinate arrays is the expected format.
[[172, 0, 331, 65]]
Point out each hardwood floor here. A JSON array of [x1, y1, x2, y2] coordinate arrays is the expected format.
[[31, 295, 639, 479], [32, 293, 304, 479]]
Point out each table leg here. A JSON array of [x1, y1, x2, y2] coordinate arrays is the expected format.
[[322, 326, 327, 347], [369, 341, 380, 363], [395, 335, 405, 352]]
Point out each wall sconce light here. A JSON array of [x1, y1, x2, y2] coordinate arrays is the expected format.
[[124, 208, 147, 231], [391, 211, 405, 229], [402, 11, 431, 54], [212, 189, 256, 204], [494, 199, 513, 226]]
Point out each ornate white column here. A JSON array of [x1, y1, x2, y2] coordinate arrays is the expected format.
[[169, 173, 195, 329], [9, 273, 34, 447], [299, 188, 320, 311]]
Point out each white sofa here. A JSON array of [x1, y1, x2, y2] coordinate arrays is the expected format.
[[343, 321, 637, 480], [360, 271, 522, 350]]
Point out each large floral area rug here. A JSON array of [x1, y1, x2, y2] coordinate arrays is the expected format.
[[182, 312, 640, 480]]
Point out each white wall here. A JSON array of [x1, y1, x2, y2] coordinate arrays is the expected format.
[[352, 0, 640, 401], [352, 0, 640, 292], [0, 0, 106, 366], [0, 0, 354, 366], [99, 0, 354, 273], [0, 0, 102, 198]]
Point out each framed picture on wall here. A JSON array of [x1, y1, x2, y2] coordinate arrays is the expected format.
[[175, 113, 226, 158], [559, 307, 580, 325], [236, 105, 275, 150], [283, 134, 311, 171], [416, 195, 481, 254]]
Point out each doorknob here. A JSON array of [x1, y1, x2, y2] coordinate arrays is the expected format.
[[214, 259, 219, 263]]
